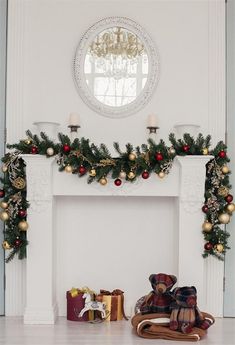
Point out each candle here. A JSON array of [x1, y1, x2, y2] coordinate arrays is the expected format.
[[69, 113, 80, 126], [147, 114, 158, 127]]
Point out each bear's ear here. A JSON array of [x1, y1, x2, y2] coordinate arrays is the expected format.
[[172, 287, 179, 296], [170, 275, 177, 285], [149, 274, 156, 284], [191, 286, 197, 294]]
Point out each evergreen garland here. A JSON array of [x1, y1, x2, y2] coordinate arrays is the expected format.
[[0, 131, 233, 262]]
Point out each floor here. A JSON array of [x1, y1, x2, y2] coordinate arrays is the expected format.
[[0, 317, 235, 345]]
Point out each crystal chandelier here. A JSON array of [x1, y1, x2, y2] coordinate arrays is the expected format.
[[88, 27, 145, 80]]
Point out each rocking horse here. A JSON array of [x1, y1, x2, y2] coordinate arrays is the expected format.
[[79, 292, 107, 319]]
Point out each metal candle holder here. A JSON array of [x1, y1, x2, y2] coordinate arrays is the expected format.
[[147, 126, 159, 135], [68, 125, 81, 133]]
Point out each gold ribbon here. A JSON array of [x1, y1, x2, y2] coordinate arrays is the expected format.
[[69, 286, 95, 298]]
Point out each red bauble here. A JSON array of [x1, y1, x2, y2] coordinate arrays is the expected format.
[[225, 194, 233, 203], [182, 145, 190, 152], [63, 144, 71, 154], [30, 146, 38, 154], [0, 189, 5, 198], [18, 209, 27, 218], [14, 239, 21, 247], [78, 165, 86, 175], [218, 150, 226, 158], [202, 205, 209, 213], [114, 178, 122, 186], [142, 171, 150, 179], [155, 152, 163, 161], [204, 242, 213, 251]]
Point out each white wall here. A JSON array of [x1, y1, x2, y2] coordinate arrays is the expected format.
[[5, 0, 226, 316]]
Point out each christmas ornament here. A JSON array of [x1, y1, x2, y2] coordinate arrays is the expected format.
[[155, 152, 163, 161], [30, 146, 38, 154], [65, 165, 73, 173], [0, 211, 9, 221], [202, 148, 209, 155], [2, 241, 11, 250], [1, 164, 8, 173], [202, 221, 213, 232], [99, 177, 107, 186], [24, 138, 32, 145], [215, 243, 224, 253], [18, 209, 27, 218], [63, 144, 71, 153], [0, 201, 8, 209], [204, 242, 213, 251], [169, 147, 176, 155], [142, 171, 149, 179], [225, 194, 233, 203], [46, 147, 54, 156], [218, 150, 226, 158], [158, 171, 165, 179], [14, 239, 21, 247], [89, 169, 96, 177], [114, 178, 122, 186], [226, 203, 235, 213], [128, 171, 135, 179], [12, 177, 26, 190], [218, 186, 229, 197], [78, 165, 86, 175], [218, 213, 230, 224], [222, 165, 229, 174], [202, 205, 209, 213], [18, 220, 29, 231], [128, 153, 136, 161], [0, 189, 5, 198], [119, 170, 126, 179], [182, 145, 190, 152]]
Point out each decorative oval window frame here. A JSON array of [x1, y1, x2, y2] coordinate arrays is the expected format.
[[73, 17, 160, 118]]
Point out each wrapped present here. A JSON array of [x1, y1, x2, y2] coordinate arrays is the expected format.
[[66, 287, 95, 321], [96, 289, 128, 321]]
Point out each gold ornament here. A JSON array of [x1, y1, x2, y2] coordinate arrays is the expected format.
[[0, 211, 9, 221], [218, 213, 230, 224], [226, 203, 235, 213], [218, 186, 229, 197], [65, 165, 73, 173], [202, 148, 209, 155], [18, 220, 29, 231], [24, 138, 32, 145], [202, 221, 213, 232], [128, 171, 135, 179], [2, 241, 11, 250], [1, 164, 8, 173], [46, 147, 54, 156], [119, 170, 127, 179], [222, 165, 229, 174], [0, 201, 8, 209], [128, 153, 136, 161], [215, 243, 224, 253], [12, 177, 26, 190], [99, 177, 107, 186], [158, 171, 165, 179], [89, 169, 96, 177], [169, 147, 176, 155]]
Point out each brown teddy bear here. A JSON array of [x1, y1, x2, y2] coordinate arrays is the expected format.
[[169, 286, 214, 334], [137, 273, 177, 314]]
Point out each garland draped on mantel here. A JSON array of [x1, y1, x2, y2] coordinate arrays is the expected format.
[[0, 130, 233, 262]]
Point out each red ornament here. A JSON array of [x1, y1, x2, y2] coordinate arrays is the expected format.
[[63, 144, 71, 154], [78, 165, 86, 175], [225, 194, 233, 203], [142, 171, 150, 179], [218, 150, 226, 158], [114, 178, 122, 186], [0, 189, 5, 198], [182, 145, 190, 152], [204, 242, 213, 251], [155, 152, 163, 161], [18, 209, 27, 218], [202, 205, 209, 213], [14, 239, 21, 247], [30, 146, 38, 154]]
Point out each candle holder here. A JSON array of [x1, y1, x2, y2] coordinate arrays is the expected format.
[[147, 126, 159, 135], [68, 125, 81, 133]]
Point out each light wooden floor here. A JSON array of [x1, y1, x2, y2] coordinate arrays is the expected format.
[[0, 316, 235, 345]]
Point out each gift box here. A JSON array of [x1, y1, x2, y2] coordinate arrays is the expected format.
[[96, 289, 128, 321], [66, 287, 95, 321]]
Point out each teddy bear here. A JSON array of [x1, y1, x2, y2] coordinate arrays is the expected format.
[[136, 273, 177, 314], [169, 286, 214, 334]]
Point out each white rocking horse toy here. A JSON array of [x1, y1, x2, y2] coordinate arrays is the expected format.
[[79, 292, 107, 320]]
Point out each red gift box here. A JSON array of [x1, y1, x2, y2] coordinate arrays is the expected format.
[[66, 288, 95, 321]]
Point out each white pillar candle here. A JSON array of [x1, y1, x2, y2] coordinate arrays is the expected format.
[[147, 114, 158, 127], [69, 113, 80, 126]]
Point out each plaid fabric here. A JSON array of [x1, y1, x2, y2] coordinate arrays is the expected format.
[[173, 286, 197, 308], [149, 273, 177, 291]]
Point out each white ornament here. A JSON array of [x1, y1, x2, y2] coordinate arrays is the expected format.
[[46, 147, 54, 156]]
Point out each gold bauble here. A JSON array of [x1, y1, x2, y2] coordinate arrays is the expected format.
[[89, 169, 96, 177], [226, 203, 235, 213], [128, 171, 135, 180], [46, 147, 54, 156], [1, 164, 8, 173], [222, 165, 229, 174], [99, 177, 107, 186], [65, 165, 73, 173], [119, 171, 127, 179], [169, 147, 176, 155], [18, 220, 29, 231], [158, 171, 165, 179], [218, 186, 229, 197], [202, 221, 213, 232], [12, 177, 26, 190], [218, 213, 230, 224], [215, 243, 224, 253], [0, 201, 8, 209], [128, 153, 136, 161], [0, 211, 9, 221], [202, 148, 209, 155], [24, 138, 32, 145], [2, 241, 11, 250]]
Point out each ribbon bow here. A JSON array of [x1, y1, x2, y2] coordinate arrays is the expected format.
[[99, 289, 124, 296], [69, 286, 95, 298]]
